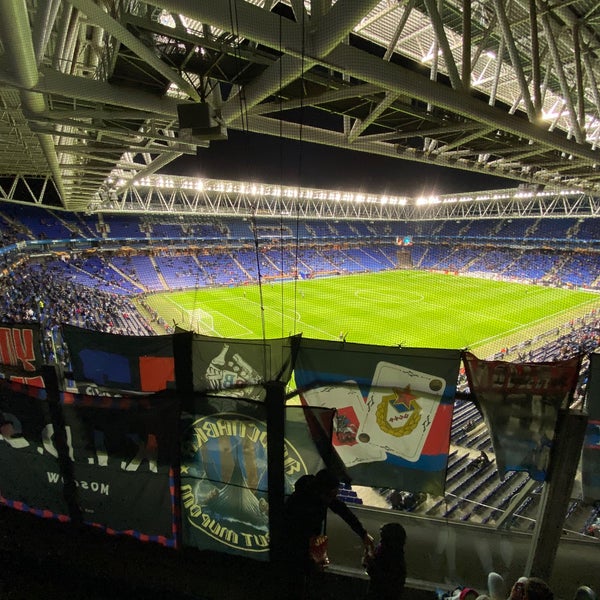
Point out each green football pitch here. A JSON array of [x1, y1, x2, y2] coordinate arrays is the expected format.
[[141, 270, 599, 356]]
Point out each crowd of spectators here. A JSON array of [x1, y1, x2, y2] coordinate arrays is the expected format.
[[0, 257, 155, 364]]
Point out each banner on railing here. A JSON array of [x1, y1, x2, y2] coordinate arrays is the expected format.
[[293, 340, 461, 496], [63, 325, 175, 394], [175, 333, 300, 400], [463, 352, 580, 481], [0, 321, 44, 386], [0, 378, 180, 546], [179, 395, 335, 558], [60, 390, 180, 546], [583, 352, 600, 501], [0, 380, 67, 515]]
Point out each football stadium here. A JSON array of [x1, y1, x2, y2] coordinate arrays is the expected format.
[[0, 2, 600, 600]]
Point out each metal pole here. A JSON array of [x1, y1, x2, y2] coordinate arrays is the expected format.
[[525, 409, 588, 581], [266, 380, 286, 563]]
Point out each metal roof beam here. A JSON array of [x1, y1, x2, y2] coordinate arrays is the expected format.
[[223, 0, 381, 123], [492, 0, 536, 120], [423, 0, 464, 91], [0, 0, 68, 206], [325, 43, 600, 164], [67, 0, 201, 102], [539, 9, 585, 143]]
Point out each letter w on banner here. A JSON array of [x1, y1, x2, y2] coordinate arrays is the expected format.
[[60, 390, 180, 547], [463, 352, 581, 482], [582, 352, 600, 502], [293, 339, 462, 496]]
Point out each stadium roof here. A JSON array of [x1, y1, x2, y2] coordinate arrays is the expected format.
[[102, 174, 600, 220], [3, 1, 600, 211]]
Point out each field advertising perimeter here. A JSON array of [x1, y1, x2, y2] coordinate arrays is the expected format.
[[142, 270, 599, 355]]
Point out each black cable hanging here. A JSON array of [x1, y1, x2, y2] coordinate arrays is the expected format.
[[291, 6, 307, 339], [228, 0, 248, 132], [278, 11, 286, 339], [227, 0, 270, 386]]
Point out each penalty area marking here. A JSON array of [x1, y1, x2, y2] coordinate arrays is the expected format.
[[239, 295, 343, 340], [165, 295, 253, 337]]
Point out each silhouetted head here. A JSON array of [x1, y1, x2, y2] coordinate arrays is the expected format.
[[379, 522, 406, 547], [524, 577, 553, 600], [314, 469, 340, 501]]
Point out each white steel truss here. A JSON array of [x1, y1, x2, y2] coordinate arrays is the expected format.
[[101, 174, 600, 221], [3, 1, 600, 210]]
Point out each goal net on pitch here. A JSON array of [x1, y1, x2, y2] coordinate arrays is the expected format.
[[186, 307, 215, 334]]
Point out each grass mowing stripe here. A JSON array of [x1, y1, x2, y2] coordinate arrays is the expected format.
[[142, 271, 599, 352]]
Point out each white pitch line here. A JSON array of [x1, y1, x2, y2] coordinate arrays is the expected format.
[[353, 288, 426, 304], [236, 295, 341, 340], [170, 295, 253, 337], [471, 296, 600, 348], [356, 284, 522, 327]]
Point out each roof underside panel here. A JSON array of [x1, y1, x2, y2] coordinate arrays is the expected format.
[[0, 0, 600, 211]]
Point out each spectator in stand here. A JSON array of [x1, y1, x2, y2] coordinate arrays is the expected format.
[[524, 577, 554, 600], [506, 576, 553, 600], [363, 522, 407, 600], [280, 469, 374, 600]]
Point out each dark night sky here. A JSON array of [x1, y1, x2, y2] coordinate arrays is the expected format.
[[165, 129, 517, 197]]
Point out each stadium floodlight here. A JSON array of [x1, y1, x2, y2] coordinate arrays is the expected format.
[[416, 196, 440, 205]]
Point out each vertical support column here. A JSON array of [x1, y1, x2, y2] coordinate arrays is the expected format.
[[529, 0, 542, 116], [42, 364, 82, 525], [266, 380, 286, 563], [525, 410, 588, 581], [462, 0, 471, 92], [572, 22, 585, 131]]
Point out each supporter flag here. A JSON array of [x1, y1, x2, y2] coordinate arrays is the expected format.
[[293, 339, 462, 496], [179, 395, 335, 558], [582, 352, 600, 501], [0, 321, 44, 386], [463, 352, 580, 481], [63, 325, 176, 393], [0, 380, 67, 516], [175, 333, 300, 400], [59, 390, 180, 546]]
